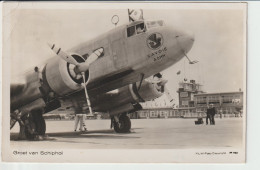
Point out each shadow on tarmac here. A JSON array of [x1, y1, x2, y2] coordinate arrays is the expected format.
[[10, 129, 140, 141]]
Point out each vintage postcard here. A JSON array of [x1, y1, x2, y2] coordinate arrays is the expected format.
[[2, 2, 247, 163]]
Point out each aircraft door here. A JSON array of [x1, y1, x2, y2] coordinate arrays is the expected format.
[[112, 38, 128, 69]]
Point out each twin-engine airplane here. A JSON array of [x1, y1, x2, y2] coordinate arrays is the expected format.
[[10, 19, 195, 140]]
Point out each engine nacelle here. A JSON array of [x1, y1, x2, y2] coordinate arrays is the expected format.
[[109, 103, 142, 116], [91, 79, 164, 113], [44, 54, 88, 96], [11, 53, 89, 112], [11, 71, 43, 111], [135, 80, 164, 102]]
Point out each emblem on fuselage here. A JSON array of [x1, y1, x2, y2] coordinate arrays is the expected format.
[[147, 33, 163, 50]]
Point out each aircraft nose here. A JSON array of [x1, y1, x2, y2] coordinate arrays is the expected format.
[[176, 30, 195, 53]]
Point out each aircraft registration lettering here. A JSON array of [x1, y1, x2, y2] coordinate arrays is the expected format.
[[147, 47, 167, 59], [153, 54, 166, 62]]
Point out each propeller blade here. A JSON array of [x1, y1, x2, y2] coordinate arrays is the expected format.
[[151, 73, 175, 107], [86, 48, 103, 65], [149, 79, 162, 84], [148, 73, 163, 84], [157, 79, 168, 86], [48, 43, 102, 74], [164, 86, 174, 103], [75, 48, 103, 73], [48, 43, 79, 65]]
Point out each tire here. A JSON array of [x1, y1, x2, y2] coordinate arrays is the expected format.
[[114, 114, 131, 133], [25, 113, 46, 140]]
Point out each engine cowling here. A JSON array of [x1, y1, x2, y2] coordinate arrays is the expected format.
[[11, 53, 90, 113], [44, 54, 88, 96], [134, 80, 164, 102], [91, 79, 164, 114]]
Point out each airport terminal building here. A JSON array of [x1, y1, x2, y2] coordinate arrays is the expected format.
[[45, 79, 243, 119], [135, 91, 243, 119], [134, 80, 243, 119], [194, 91, 243, 114]]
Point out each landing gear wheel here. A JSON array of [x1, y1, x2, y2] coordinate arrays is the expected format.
[[114, 114, 131, 133], [24, 113, 46, 140]]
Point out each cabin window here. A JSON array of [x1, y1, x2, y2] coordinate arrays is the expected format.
[[127, 26, 136, 37], [136, 23, 145, 34], [127, 22, 146, 37]]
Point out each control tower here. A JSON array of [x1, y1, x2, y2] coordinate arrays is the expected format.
[[177, 79, 203, 114]]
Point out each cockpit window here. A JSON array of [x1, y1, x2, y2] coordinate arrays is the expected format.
[[127, 22, 146, 37], [146, 20, 165, 29], [136, 23, 145, 34], [127, 26, 136, 37]]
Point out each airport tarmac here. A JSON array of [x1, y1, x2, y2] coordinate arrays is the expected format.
[[10, 118, 243, 149]]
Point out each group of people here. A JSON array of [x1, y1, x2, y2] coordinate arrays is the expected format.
[[205, 104, 243, 125]]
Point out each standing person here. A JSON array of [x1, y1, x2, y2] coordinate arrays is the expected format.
[[81, 105, 88, 131], [239, 109, 243, 117], [206, 106, 211, 125], [235, 107, 241, 118], [219, 108, 223, 119], [74, 109, 83, 131], [74, 113, 87, 131], [208, 104, 216, 125], [73, 102, 87, 132]]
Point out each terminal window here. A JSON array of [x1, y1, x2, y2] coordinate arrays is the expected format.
[[208, 96, 219, 103], [222, 96, 233, 103]]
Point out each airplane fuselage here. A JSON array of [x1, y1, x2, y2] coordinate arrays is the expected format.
[[10, 18, 195, 139], [11, 19, 194, 112], [48, 20, 194, 96]]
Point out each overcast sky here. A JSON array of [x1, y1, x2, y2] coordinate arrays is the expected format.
[[4, 2, 246, 106]]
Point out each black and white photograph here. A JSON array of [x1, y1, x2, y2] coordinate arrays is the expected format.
[[2, 2, 246, 163]]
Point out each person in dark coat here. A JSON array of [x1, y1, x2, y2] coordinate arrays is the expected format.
[[206, 106, 211, 125], [207, 104, 216, 125]]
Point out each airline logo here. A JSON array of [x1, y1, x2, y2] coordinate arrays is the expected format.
[[147, 33, 163, 50]]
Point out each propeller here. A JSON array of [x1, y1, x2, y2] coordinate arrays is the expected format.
[[74, 48, 103, 73], [47, 43, 103, 74], [47, 43, 78, 65], [163, 86, 174, 103], [151, 73, 175, 108], [48, 44, 103, 116]]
